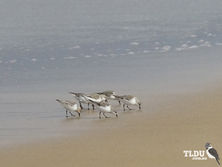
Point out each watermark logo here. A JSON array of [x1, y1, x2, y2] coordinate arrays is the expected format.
[[183, 150, 207, 160], [183, 143, 220, 166]]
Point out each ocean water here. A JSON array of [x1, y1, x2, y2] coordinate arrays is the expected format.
[[1, 0, 222, 146], [0, 0, 222, 88]]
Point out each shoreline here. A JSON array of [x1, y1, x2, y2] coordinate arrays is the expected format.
[[1, 85, 222, 166]]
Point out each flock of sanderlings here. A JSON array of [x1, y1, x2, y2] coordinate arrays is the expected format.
[[56, 90, 141, 119]]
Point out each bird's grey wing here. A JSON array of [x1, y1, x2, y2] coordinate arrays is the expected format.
[[88, 93, 100, 99], [103, 91, 114, 95], [62, 100, 74, 105], [72, 93, 84, 97], [209, 148, 220, 160], [124, 95, 134, 100], [66, 100, 76, 105]]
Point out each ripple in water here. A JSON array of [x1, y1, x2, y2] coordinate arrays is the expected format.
[[31, 58, 37, 62], [9, 59, 17, 64], [130, 42, 140, 46], [128, 51, 135, 55], [68, 45, 81, 50], [49, 57, 55, 61], [64, 56, 77, 60], [85, 55, 92, 58], [161, 45, 171, 52]]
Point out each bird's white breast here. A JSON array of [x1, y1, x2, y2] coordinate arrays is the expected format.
[[206, 150, 216, 159], [95, 97, 103, 103], [67, 104, 78, 111], [110, 95, 115, 99], [100, 105, 111, 112], [129, 97, 137, 104]]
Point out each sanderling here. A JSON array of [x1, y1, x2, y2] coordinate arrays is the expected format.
[[56, 99, 81, 117], [69, 92, 90, 110], [205, 143, 220, 166], [97, 90, 116, 99], [97, 90, 121, 104], [115, 95, 141, 111], [84, 93, 106, 103], [88, 100, 118, 119], [83, 93, 107, 109]]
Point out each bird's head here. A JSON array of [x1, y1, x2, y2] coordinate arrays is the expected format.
[[113, 95, 122, 100], [69, 92, 76, 96], [56, 99, 61, 103], [205, 142, 212, 149]]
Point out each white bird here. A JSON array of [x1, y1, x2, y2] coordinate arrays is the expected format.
[[69, 92, 91, 110], [88, 100, 118, 119], [115, 95, 141, 111], [83, 93, 107, 110], [205, 143, 220, 166], [97, 90, 121, 104], [97, 90, 116, 100], [56, 99, 81, 117], [84, 93, 106, 103]]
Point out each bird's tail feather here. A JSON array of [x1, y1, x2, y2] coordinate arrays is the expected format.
[[216, 158, 220, 166]]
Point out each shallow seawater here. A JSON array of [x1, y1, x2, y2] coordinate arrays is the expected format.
[[1, 0, 222, 146], [0, 0, 222, 88]]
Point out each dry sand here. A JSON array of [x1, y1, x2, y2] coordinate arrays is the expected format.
[[1, 87, 222, 167]]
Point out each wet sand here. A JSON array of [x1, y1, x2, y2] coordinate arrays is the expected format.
[[0, 86, 222, 167]]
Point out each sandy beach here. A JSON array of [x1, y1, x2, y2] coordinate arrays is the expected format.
[[1, 85, 222, 167], [1, 0, 222, 166]]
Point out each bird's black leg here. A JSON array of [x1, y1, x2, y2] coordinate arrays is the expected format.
[[111, 111, 118, 118], [123, 104, 126, 111], [69, 112, 75, 117], [139, 103, 141, 110], [92, 104, 95, 110], [79, 101, 83, 110], [127, 105, 132, 110], [99, 111, 102, 119], [88, 103, 90, 110], [118, 100, 121, 105], [75, 111, 80, 118], [66, 110, 68, 117], [103, 112, 109, 118], [114, 111, 118, 118]]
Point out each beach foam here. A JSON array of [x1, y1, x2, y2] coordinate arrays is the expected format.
[[63, 56, 77, 60]]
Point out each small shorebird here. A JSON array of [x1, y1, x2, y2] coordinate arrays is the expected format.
[[83, 93, 107, 110], [84, 93, 106, 103], [205, 143, 220, 165], [56, 99, 81, 117], [69, 92, 90, 110], [97, 90, 121, 104], [88, 100, 118, 119], [115, 95, 141, 111], [97, 90, 116, 100]]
